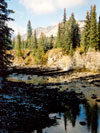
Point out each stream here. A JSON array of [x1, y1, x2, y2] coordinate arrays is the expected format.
[[0, 72, 100, 133]]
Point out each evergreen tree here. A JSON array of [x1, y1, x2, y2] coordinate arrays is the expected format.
[[89, 5, 98, 49], [97, 16, 100, 49], [63, 8, 67, 25], [27, 20, 32, 40], [62, 8, 67, 48], [63, 13, 80, 54], [81, 11, 90, 51], [27, 20, 32, 48], [90, 5, 93, 20], [21, 40, 25, 49], [12, 38, 16, 49], [55, 23, 61, 48], [36, 33, 47, 60], [49, 35, 54, 49], [32, 30, 38, 49], [16, 33, 22, 56], [0, 0, 14, 70], [31, 30, 38, 55]]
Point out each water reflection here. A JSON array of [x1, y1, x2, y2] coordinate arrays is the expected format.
[[7, 73, 68, 84], [84, 103, 99, 133], [43, 103, 100, 133], [1, 73, 100, 133]]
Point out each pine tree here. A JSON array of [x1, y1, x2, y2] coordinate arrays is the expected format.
[[97, 16, 100, 49], [12, 38, 16, 49], [21, 40, 25, 49], [32, 30, 38, 49], [55, 23, 61, 48], [81, 11, 90, 51], [62, 8, 67, 48], [49, 35, 54, 49], [89, 5, 98, 49], [27, 20, 32, 40], [31, 30, 38, 55], [27, 20, 32, 48], [0, 0, 14, 70], [36, 33, 47, 61], [63, 8, 67, 26], [16, 33, 22, 56], [63, 13, 80, 54]]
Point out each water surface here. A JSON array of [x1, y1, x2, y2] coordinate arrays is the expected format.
[[2, 73, 100, 133]]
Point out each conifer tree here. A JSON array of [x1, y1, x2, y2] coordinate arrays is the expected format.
[[27, 20, 32, 40], [89, 5, 98, 49], [62, 8, 67, 48], [97, 16, 100, 49], [27, 20, 32, 48], [12, 38, 16, 49], [37, 33, 46, 60], [81, 11, 90, 51], [0, 0, 14, 70], [31, 30, 38, 55], [55, 23, 61, 48], [21, 40, 25, 49], [32, 30, 38, 49], [49, 35, 54, 49], [63, 13, 80, 54], [16, 33, 22, 56], [63, 8, 67, 26]]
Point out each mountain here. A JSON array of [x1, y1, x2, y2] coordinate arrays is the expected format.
[[22, 20, 85, 40]]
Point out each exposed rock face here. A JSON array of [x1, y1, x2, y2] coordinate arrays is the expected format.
[[47, 49, 100, 71], [74, 50, 100, 71], [47, 49, 73, 71]]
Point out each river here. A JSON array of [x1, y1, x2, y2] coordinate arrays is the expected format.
[[0, 71, 100, 133]]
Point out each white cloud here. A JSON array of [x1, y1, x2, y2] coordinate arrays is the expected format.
[[19, 0, 88, 15], [8, 22, 26, 35]]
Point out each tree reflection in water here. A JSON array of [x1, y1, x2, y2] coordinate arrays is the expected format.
[[84, 103, 99, 133], [0, 77, 100, 133]]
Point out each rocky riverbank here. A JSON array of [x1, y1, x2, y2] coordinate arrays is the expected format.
[[11, 48, 100, 72]]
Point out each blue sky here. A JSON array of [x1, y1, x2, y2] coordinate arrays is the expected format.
[[8, 0, 100, 35]]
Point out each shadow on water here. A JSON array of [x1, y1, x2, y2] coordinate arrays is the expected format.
[[0, 68, 100, 133]]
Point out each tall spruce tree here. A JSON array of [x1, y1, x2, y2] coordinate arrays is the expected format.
[[63, 8, 67, 25], [49, 35, 54, 49], [16, 33, 22, 56], [55, 23, 61, 48], [0, 0, 14, 70], [31, 30, 38, 55], [62, 8, 67, 48], [89, 5, 98, 49], [97, 16, 100, 49], [27, 20, 32, 48], [32, 30, 37, 49], [36, 33, 47, 60], [63, 13, 80, 54], [81, 11, 90, 51], [12, 38, 16, 49], [27, 20, 32, 40]]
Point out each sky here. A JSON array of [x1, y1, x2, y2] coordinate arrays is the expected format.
[[7, 0, 100, 35]]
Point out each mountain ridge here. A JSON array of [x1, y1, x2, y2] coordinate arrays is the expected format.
[[22, 20, 85, 40]]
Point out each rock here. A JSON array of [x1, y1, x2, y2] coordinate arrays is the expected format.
[[79, 121, 87, 126], [96, 99, 100, 102], [91, 94, 97, 99], [47, 49, 73, 71]]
